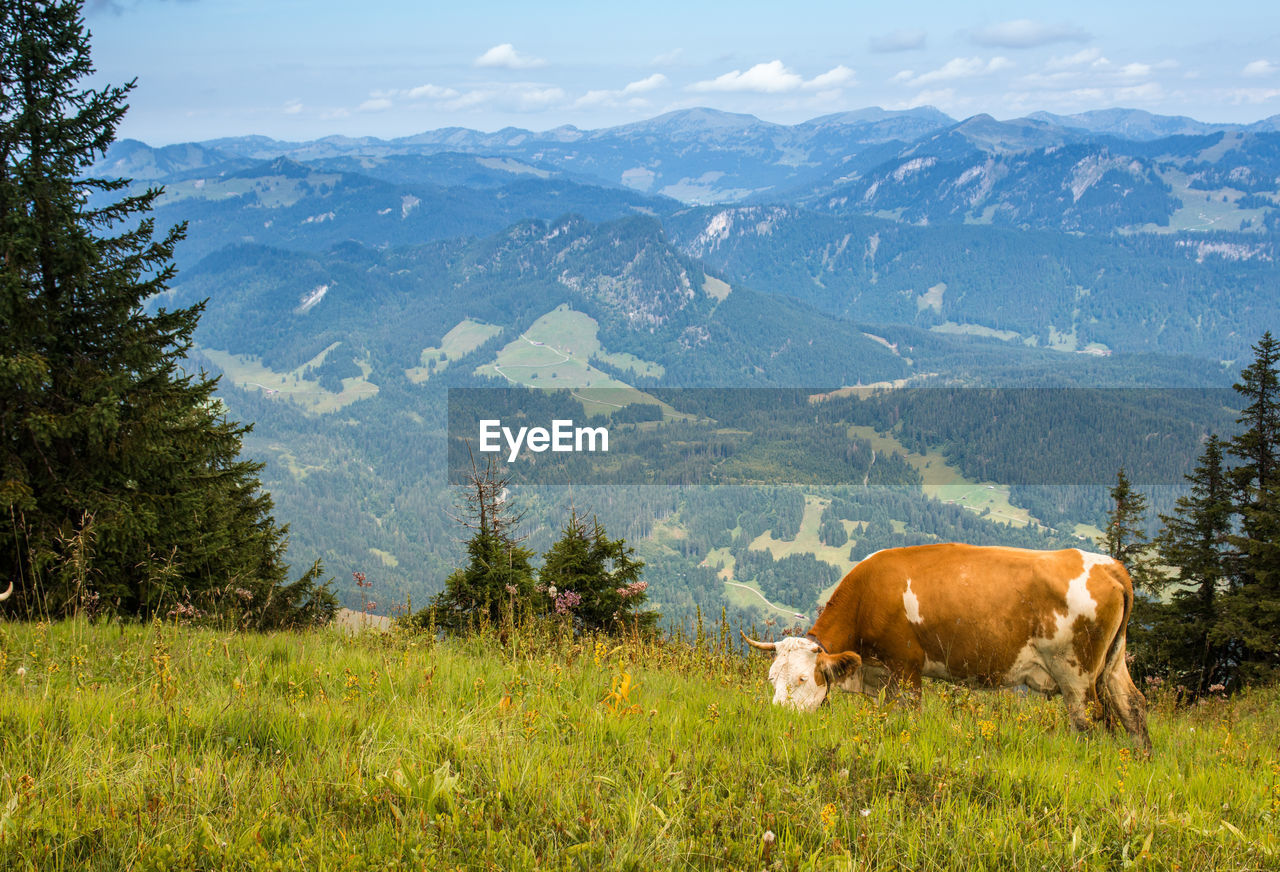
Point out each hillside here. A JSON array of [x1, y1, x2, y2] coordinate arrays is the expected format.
[[2, 619, 1276, 870], [112, 106, 1275, 617]]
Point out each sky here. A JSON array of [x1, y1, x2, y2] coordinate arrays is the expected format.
[[83, 0, 1280, 144]]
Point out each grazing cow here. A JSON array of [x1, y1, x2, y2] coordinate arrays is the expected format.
[[744, 544, 1150, 749]]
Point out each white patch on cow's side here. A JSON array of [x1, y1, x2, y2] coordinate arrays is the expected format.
[[1067, 550, 1109, 620], [1003, 555, 1113, 695], [903, 578, 923, 625], [1038, 550, 1111, 660]]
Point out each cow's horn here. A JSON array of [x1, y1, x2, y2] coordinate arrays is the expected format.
[[740, 630, 776, 651], [0, 581, 12, 602]]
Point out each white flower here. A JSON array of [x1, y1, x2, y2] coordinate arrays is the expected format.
[[860, 808, 871, 817], [16, 666, 27, 678]]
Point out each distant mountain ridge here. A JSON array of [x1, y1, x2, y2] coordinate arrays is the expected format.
[[101, 105, 1280, 229]]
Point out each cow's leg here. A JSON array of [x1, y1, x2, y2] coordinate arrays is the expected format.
[[1100, 644, 1151, 751], [1043, 660, 1095, 732]]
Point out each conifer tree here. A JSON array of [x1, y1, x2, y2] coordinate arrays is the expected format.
[[1145, 436, 1235, 696], [540, 508, 655, 634], [0, 0, 334, 624], [1102, 467, 1159, 591], [426, 457, 535, 631], [1220, 332, 1280, 683]]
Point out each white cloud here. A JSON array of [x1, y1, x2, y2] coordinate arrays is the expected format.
[[869, 29, 926, 53], [893, 88, 957, 110], [474, 43, 547, 70], [283, 100, 303, 115], [623, 73, 668, 94], [651, 48, 684, 67], [971, 19, 1089, 49], [808, 65, 857, 89], [574, 90, 616, 108], [406, 83, 460, 100], [690, 61, 856, 94], [573, 74, 669, 109], [895, 56, 1012, 88], [1046, 48, 1109, 71], [393, 82, 569, 113], [691, 60, 804, 93], [1243, 60, 1277, 78], [1225, 87, 1280, 104], [1114, 82, 1164, 103], [358, 97, 392, 112], [1119, 62, 1152, 79], [515, 87, 564, 109]]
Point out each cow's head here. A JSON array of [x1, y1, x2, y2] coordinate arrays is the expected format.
[[742, 633, 862, 711]]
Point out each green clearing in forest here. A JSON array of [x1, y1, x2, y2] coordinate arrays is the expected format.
[[406, 319, 503, 383], [201, 344, 379, 414]]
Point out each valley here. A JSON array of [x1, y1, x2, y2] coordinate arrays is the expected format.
[[103, 105, 1275, 622]]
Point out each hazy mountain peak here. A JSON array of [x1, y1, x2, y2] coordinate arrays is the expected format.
[[1027, 108, 1237, 140]]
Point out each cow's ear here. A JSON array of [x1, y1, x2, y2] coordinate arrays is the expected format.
[[815, 651, 861, 686]]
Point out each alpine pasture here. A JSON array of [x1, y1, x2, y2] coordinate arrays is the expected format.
[[1, 616, 1277, 870]]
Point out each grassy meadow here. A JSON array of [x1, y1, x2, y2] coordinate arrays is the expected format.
[[1, 617, 1278, 871]]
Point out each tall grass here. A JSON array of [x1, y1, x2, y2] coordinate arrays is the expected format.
[[1, 617, 1277, 870]]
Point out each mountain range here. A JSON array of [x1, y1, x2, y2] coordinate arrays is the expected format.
[[93, 105, 1280, 613]]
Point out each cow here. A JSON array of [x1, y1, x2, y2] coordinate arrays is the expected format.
[[743, 544, 1150, 750]]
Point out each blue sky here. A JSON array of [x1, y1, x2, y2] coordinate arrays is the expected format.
[[84, 0, 1280, 144]]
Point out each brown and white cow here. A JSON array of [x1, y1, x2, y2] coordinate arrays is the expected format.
[[744, 544, 1150, 749]]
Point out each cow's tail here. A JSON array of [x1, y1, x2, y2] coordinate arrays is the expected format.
[[1097, 563, 1151, 751]]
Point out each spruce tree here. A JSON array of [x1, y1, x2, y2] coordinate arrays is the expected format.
[[1144, 436, 1235, 696], [0, 0, 334, 624], [1220, 332, 1280, 683], [540, 508, 655, 634], [1102, 467, 1159, 591], [425, 457, 535, 631]]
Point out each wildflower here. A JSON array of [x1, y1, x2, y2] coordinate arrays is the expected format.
[[860, 808, 871, 817], [820, 802, 837, 830], [16, 666, 26, 678], [234, 588, 253, 602], [1209, 683, 1226, 694], [615, 580, 648, 599], [505, 584, 517, 595], [762, 830, 776, 862], [554, 590, 581, 615]]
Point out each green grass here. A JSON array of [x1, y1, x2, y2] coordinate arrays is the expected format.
[[843, 425, 1040, 527], [749, 495, 852, 570], [2, 619, 1277, 870], [201, 344, 379, 414], [155, 173, 343, 209], [1138, 168, 1270, 233], [405, 319, 503, 384], [471, 305, 680, 418], [474, 305, 663, 392]]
